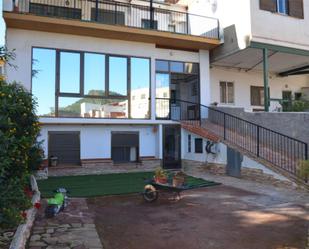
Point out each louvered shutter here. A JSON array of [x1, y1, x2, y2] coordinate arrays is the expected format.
[[260, 0, 277, 12], [288, 0, 304, 19]]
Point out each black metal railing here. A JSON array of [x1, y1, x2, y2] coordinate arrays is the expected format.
[[156, 98, 308, 180], [16, 0, 220, 39]]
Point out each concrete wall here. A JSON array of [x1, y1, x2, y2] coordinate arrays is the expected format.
[[39, 124, 159, 160], [210, 67, 309, 111], [250, 0, 309, 50], [213, 106, 309, 147]]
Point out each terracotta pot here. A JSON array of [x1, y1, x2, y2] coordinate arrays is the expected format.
[[173, 176, 185, 187], [155, 176, 167, 184]]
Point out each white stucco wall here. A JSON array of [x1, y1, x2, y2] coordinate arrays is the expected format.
[[210, 67, 309, 111], [250, 0, 309, 50], [38, 125, 159, 160], [181, 128, 226, 164]]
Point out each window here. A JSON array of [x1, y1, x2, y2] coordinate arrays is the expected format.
[[295, 92, 302, 100], [109, 56, 128, 96], [32, 48, 56, 116], [32, 48, 150, 119], [260, 0, 304, 19], [141, 19, 158, 29], [84, 53, 105, 96], [130, 58, 150, 118], [188, 135, 191, 153], [220, 81, 234, 104], [251, 86, 265, 106], [195, 138, 203, 153], [156, 60, 169, 72], [170, 62, 184, 73], [60, 52, 80, 94], [111, 132, 139, 163]]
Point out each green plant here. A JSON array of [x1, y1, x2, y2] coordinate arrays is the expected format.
[[154, 167, 167, 178], [298, 160, 309, 181], [0, 79, 41, 228]]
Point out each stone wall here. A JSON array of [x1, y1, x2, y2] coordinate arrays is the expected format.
[[182, 160, 295, 189], [49, 159, 161, 177]]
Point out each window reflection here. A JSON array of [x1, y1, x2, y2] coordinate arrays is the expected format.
[[84, 53, 105, 96], [32, 48, 56, 116], [58, 97, 128, 118], [60, 52, 80, 93], [109, 56, 127, 96], [156, 73, 170, 119], [131, 58, 150, 119]]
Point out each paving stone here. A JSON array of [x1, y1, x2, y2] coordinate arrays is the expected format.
[[30, 234, 41, 241], [84, 238, 102, 248], [56, 227, 68, 232], [47, 228, 55, 234], [69, 240, 83, 247], [59, 224, 71, 228], [84, 224, 96, 228], [42, 237, 59, 245], [46, 246, 70, 249], [29, 241, 47, 247], [71, 223, 82, 228]]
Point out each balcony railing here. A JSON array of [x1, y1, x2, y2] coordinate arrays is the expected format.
[[15, 0, 220, 39]]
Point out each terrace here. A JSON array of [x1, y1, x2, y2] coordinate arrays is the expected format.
[[4, 0, 220, 50]]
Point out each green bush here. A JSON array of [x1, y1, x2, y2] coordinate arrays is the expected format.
[[0, 79, 41, 228]]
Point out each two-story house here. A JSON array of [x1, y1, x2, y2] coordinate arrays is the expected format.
[[3, 0, 221, 169], [210, 0, 309, 112], [2, 0, 308, 183]]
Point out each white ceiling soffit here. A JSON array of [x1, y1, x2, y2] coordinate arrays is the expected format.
[[211, 47, 309, 74]]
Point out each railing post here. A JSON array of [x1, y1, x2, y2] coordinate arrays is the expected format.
[[186, 12, 189, 34], [95, 0, 99, 21], [223, 113, 226, 140], [257, 125, 260, 157], [305, 143, 308, 160], [217, 19, 220, 39], [150, 0, 154, 29], [115, 2, 118, 24]]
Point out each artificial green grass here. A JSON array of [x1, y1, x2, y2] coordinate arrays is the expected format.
[[37, 171, 220, 198]]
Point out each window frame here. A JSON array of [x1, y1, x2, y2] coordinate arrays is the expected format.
[[31, 46, 151, 119], [219, 81, 234, 104]]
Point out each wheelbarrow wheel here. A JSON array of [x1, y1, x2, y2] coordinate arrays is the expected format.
[[143, 184, 158, 202]]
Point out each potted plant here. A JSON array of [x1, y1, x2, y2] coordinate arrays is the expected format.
[[154, 167, 168, 184], [297, 160, 309, 182], [173, 171, 186, 187]]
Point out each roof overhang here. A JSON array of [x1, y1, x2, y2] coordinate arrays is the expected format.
[[4, 12, 220, 51], [211, 43, 309, 76]]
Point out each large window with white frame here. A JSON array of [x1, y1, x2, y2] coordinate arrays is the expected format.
[[219, 81, 234, 104], [32, 48, 150, 119]]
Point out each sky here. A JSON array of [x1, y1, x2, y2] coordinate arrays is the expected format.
[[0, 1, 5, 46]]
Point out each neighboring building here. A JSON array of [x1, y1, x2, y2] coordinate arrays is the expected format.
[[210, 0, 309, 112]]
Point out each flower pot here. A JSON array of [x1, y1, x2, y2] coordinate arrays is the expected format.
[[173, 176, 185, 187], [155, 176, 167, 184]]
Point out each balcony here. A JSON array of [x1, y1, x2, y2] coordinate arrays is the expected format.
[[3, 0, 220, 50]]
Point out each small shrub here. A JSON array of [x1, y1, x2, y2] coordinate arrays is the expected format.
[[0, 79, 41, 228]]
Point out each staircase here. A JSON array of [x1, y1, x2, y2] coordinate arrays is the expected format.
[[156, 98, 308, 183]]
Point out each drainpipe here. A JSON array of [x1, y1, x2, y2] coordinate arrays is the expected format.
[[263, 48, 270, 112]]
